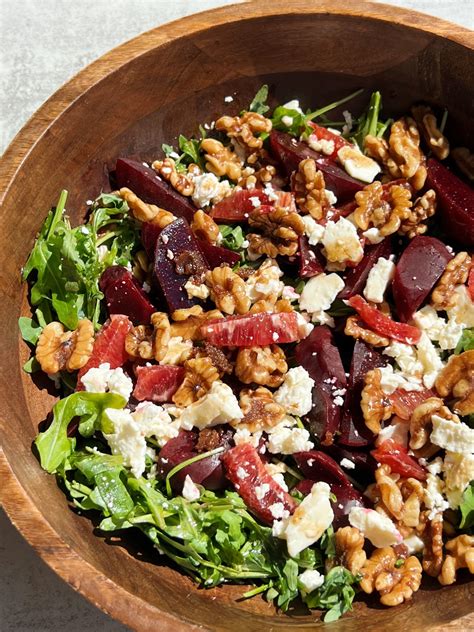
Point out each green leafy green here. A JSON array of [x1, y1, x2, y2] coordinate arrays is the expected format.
[[352, 91, 392, 149], [271, 104, 312, 137], [304, 566, 359, 622], [19, 316, 43, 345], [162, 134, 205, 172], [459, 481, 474, 531], [455, 328, 474, 354], [22, 357, 40, 373], [219, 224, 247, 251], [249, 84, 270, 115]]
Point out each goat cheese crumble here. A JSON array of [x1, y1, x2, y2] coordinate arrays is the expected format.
[[274, 367, 315, 416]]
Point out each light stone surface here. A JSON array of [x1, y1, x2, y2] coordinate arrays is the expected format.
[[1, 0, 472, 630]]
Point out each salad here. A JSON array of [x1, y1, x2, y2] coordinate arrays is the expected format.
[[20, 86, 474, 622]]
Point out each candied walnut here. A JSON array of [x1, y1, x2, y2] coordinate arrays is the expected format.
[[174, 250, 207, 277], [292, 158, 329, 220], [361, 369, 393, 434], [200, 138, 242, 182], [159, 337, 194, 366], [409, 397, 458, 450], [215, 111, 272, 154], [191, 210, 220, 244], [438, 534, 474, 586], [151, 312, 171, 362], [236, 387, 285, 432], [119, 187, 175, 227], [451, 147, 474, 181], [375, 464, 404, 520], [411, 105, 450, 160], [422, 516, 444, 577], [345, 315, 390, 347], [250, 298, 294, 314], [435, 350, 474, 416], [431, 251, 471, 310], [205, 266, 250, 315], [172, 357, 219, 406], [360, 547, 422, 606], [171, 305, 204, 322], [335, 527, 367, 575], [36, 320, 94, 374], [239, 164, 277, 189], [353, 181, 412, 237], [235, 345, 288, 387], [248, 207, 304, 257], [152, 157, 200, 197], [398, 189, 436, 239], [398, 478, 425, 528], [196, 428, 221, 453], [170, 308, 223, 341], [125, 325, 154, 360]]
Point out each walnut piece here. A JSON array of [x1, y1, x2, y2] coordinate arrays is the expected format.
[[248, 207, 304, 257], [205, 266, 251, 315], [361, 369, 393, 434], [151, 312, 171, 362], [250, 298, 293, 314], [200, 138, 242, 182], [236, 387, 285, 432], [125, 325, 154, 360], [172, 357, 219, 406], [422, 516, 444, 577], [398, 189, 437, 239], [132, 249, 151, 284], [292, 158, 329, 220], [375, 464, 404, 521], [335, 526, 367, 574], [152, 157, 200, 196], [353, 181, 412, 237], [409, 397, 454, 450], [170, 308, 223, 341], [360, 547, 422, 606], [216, 111, 272, 154], [438, 534, 474, 585], [239, 164, 277, 189], [174, 250, 207, 277], [36, 320, 94, 374], [451, 147, 474, 181], [191, 210, 220, 244], [119, 187, 175, 227], [431, 251, 471, 310], [345, 315, 390, 347], [235, 345, 288, 387], [411, 105, 450, 160], [398, 477, 425, 528], [435, 350, 474, 416]]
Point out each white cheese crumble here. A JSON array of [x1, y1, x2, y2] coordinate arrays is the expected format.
[[274, 367, 315, 416], [299, 272, 344, 324], [233, 427, 262, 449], [296, 312, 315, 339], [182, 475, 200, 501], [184, 280, 210, 300], [430, 416, 474, 455], [81, 363, 133, 401], [283, 99, 303, 113], [412, 305, 464, 351], [416, 332, 444, 388], [403, 533, 425, 554], [301, 215, 325, 246], [307, 135, 335, 156], [448, 284, 474, 327], [159, 336, 193, 366], [132, 401, 181, 447], [179, 381, 243, 431], [246, 258, 284, 302], [191, 173, 231, 208], [322, 217, 364, 264], [267, 425, 314, 455], [340, 457, 355, 470], [349, 507, 402, 548], [363, 257, 395, 304], [377, 364, 422, 395], [281, 115, 294, 128], [255, 483, 270, 500], [376, 418, 409, 448], [224, 95, 233, 102], [265, 462, 288, 491], [363, 227, 385, 244], [443, 451, 474, 509], [269, 502, 289, 520], [337, 145, 381, 183], [424, 467, 449, 520], [298, 569, 324, 595]]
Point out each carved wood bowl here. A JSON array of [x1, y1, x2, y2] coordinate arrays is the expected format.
[[1, 1, 473, 629]]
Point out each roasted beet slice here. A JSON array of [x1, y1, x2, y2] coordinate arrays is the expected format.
[[153, 218, 208, 313], [426, 158, 474, 247], [99, 265, 156, 324], [210, 189, 271, 221], [293, 450, 349, 487], [133, 365, 184, 403], [298, 235, 325, 278], [323, 444, 378, 485], [392, 235, 452, 322], [269, 131, 364, 202], [339, 340, 387, 448], [115, 158, 195, 222], [197, 239, 241, 268], [141, 222, 162, 259], [339, 238, 392, 299], [372, 439, 427, 481]]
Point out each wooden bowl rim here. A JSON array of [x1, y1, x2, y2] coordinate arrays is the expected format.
[[1, 1, 473, 630]]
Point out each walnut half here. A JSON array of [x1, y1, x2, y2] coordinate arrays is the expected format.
[[435, 350, 474, 416], [360, 547, 422, 606], [235, 345, 288, 387], [36, 320, 94, 374], [438, 534, 474, 585], [248, 207, 304, 257]]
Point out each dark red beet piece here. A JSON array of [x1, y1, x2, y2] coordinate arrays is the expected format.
[[153, 218, 208, 313], [339, 340, 387, 448], [222, 444, 297, 525], [298, 235, 325, 278], [116, 158, 196, 222], [133, 365, 184, 403], [426, 158, 474, 247], [339, 238, 392, 299], [210, 189, 271, 221], [392, 235, 452, 322], [141, 222, 162, 259], [99, 266, 156, 324], [269, 131, 364, 202], [197, 239, 241, 268], [323, 444, 378, 485], [293, 450, 349, 487]]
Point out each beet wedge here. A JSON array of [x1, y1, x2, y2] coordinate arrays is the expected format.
[[100, 266, 156, 324]]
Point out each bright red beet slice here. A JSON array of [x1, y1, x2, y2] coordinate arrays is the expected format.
[[298, 235, 325, 278], [77, 315, 132, 387], [339, 238, 392, 299], [141, 222, 162, 259], [348, 295, 421, 344], [197, 239, 241, 268], [222, 444, 296, 525], [201, 311, 300, 347], [133, 365, 184, 403], [426, 158, 474, 247], [153, 218, 208, 313], [372, 439, 427, 481], [210, 189, 271, 221], [389, 388, 435, 420], [116, 158, 195, 222], [392, 235, 452, 322], [269, 131, 364, 202], [100, 265, 156, 324]]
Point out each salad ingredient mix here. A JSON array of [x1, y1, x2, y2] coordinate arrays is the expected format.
[[20, 86, 474, 622]]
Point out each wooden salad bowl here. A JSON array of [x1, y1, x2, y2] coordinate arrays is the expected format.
[[1, 1, 473, 629]]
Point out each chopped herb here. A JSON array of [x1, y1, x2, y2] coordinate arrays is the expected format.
[[219, 224, 247, 251], [459, 481, 474, 531], [249, 84, 270, 115], [455, 328, 474, 354]]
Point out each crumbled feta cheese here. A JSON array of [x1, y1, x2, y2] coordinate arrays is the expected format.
[[424, 470, 449, 520], [103, 409, 147, 478], [249, 195, 262, 208], [269, 502, 289, 520], [132, 401, 180, 447], [340, 457, 355, 470], [159, 336, 193, 366], [282, 115, 294, 128], [276, 482, 333, 557], [267, 425, 314, 455], [298, 569, 324, 595], [299, 273, 344, 324], [255, 483, 270, 500], [307, 135, 335, 156], [349, 507, 402, 548], [179, 381, 243, 431], [283, 99, 303, 113], [337, 145, 381, 183], [376, 418, 409, 448], [377, 364, 422, 394], [363, 257, 395, 304], [363, 227, 385, 244], [325, 189, 337, 206], [282, 285, 300, 301], [412, 305, 463, 351], [301, 215, 325, 246], [274, 367, 315, 416], [296, 312, 314, 339], [443, 451, 474, 509], [448, 284, 474, 327], [246, 259, 284, 302], [342, 110, 353, 135], [265, 462, 289, 491], [416, 332, 444, 389], [236, 466, 248, 479], [430, 416, 474, 455], [191, 173, 231, 208], [182, 475, 200, 501], [81, 362, 133, 401], [224, 95, 233, 102], [184, 279, 210, 300], [322, 217, 364, 264], [403, 533, 425, 554], [233, 427, 262, 448], [384, 341, 422, 376], [166, 249, 174, 260]]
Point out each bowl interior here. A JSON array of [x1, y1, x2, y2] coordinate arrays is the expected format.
[[1, 4, 473, 631]]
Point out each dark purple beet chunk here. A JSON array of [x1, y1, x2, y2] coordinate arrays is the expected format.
[[392, 235, 452, 322], [141, 222, 162, 259], [323, 444, 378, 485], [116, 158, 195, 223], [197, 239, 241, 268], [298, 236, 324, 278], [293, 450, 349, 487], [153, 218, 208, 313], [339, 238, 392, 299], [99, 266, 156, 324]]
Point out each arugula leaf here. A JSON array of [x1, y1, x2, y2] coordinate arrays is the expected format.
[[304, 566, 358, 622], [35, 392, 125, 473], [249, 84, 270, 115], [23, 357, 40, 373], [459, 481, 474, 530], [455, 328, 474, 354], [271, 105, 312, 137], [178, 134, 202, 165], [18, 316, 43, 345], [219, 224, 246, 251]]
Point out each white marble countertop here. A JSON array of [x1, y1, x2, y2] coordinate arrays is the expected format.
[[1, 1, 472, 630]]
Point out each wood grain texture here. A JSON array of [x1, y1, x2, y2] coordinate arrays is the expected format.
[[1, 1, 473, 630]]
